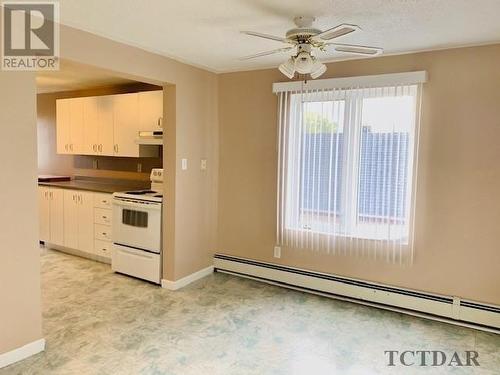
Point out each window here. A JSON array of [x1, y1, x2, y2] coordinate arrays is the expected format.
[[276, 73, 424, 262]]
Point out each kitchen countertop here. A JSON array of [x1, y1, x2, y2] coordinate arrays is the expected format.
[[38, 177, 150, 194]]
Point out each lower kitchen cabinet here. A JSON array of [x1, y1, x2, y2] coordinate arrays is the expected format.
[[38, 186, 64, 246], [63, 190, 94, 252], [78, 191, 95, 254], [40, 187, 113, 262]]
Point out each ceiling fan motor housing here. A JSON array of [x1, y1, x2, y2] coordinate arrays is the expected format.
[[286, 28, 322, 43]]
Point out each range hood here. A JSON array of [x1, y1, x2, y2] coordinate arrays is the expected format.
[[135, 131, 163, 146]]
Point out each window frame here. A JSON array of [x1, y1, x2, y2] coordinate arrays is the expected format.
[[284, 85, 419, 243]]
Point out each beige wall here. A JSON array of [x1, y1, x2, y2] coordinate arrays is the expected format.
[[57, 24, 219, 281], [37, 84, 162, 181], [1, 23, 219, 357], [218, 44, 500, 305], [0, 72, 43, 354]]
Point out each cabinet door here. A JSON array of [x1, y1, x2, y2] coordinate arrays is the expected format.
[[63, 190, 79, 249], [56, 99, 71, 154], [38, 187, 50, 242], [49, 188, 65, 246], [82, 97, 100, 155], [113, 93, 139, 157], [77, 191, 95, 254], [138, 91, 163, 131], [69, 98, 85, 154], [98, 95, 115, 156]]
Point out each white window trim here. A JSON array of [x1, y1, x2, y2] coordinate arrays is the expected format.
[[273, 71, 428, 93]]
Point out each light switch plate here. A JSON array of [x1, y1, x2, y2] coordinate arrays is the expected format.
[[181, 158, 188, 170], [274, 246, 281, 258]]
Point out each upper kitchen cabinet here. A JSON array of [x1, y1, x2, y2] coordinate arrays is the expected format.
[[82, 95, 114, 156], [82, 96, 99, 155], [55, 99, 71, 154], [57, 98, 85, 155], [113, 93, 140, 157], [139, 90, 163, 131], [56, 90, 162, 158], [99, 96, 115, 156]]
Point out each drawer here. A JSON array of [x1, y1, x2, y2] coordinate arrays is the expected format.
[[94, 239, 112, 258], [94, 193, 113, 209], [112, 244, 161, 284], [95, 224, 112, 241], [94, 208, 112, 225]]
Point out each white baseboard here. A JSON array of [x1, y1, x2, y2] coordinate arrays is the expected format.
[[0, 339, 45, 369], [161, 265, 214, 290]]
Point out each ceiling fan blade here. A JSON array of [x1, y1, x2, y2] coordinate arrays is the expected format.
[[241, 31, 288, 43], [328, 43, 383, 56], [239, 47, 293, 60], [314, 24, 360, 41]]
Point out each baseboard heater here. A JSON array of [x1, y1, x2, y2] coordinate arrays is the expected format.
[[214, 254, 500, 333]]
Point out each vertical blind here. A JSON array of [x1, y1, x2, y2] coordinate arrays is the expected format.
[[275, 72, 425, 264]]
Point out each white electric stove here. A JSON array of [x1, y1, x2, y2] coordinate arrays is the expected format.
[[111, 168, 164, 284]]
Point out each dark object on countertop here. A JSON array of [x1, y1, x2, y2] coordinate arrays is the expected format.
[[38, 175, 72, 183]]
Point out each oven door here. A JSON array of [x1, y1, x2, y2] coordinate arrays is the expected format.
[[112, 197, 162, 253]]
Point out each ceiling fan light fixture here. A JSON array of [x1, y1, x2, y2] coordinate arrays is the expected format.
[[310, 59, 327, 79], [279, 57, 295, 79], [294, 51, 314, 75]]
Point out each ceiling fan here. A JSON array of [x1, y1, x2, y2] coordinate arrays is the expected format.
[[241, 16, 383, 79]]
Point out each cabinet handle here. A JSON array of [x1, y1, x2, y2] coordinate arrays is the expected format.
[[102, 216, 107, 219], [114, 144, 119, 153], [50, 191, 53, 199], [98, 144, 103, 152], [157, 117, 163, 128], [93, 144, 97, 152], [65, 144, 68, 151], [102, 200, 108, 204]]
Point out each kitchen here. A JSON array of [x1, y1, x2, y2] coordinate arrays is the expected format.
[[37, 60, 166, 284]]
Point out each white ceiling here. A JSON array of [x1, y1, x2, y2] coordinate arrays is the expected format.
[[58, 0, 500, 73]]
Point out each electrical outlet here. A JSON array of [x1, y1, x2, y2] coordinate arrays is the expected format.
[[92, 159, 98, 169], [200, 159, 207, 171], [274, 246, 281, 258], [137, 162, 142, 173]]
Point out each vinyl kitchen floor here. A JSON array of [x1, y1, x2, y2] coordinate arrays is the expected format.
[[2, 249, 499, 375]]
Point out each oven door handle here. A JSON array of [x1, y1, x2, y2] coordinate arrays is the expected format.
[[113, 198, 162, 210]]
